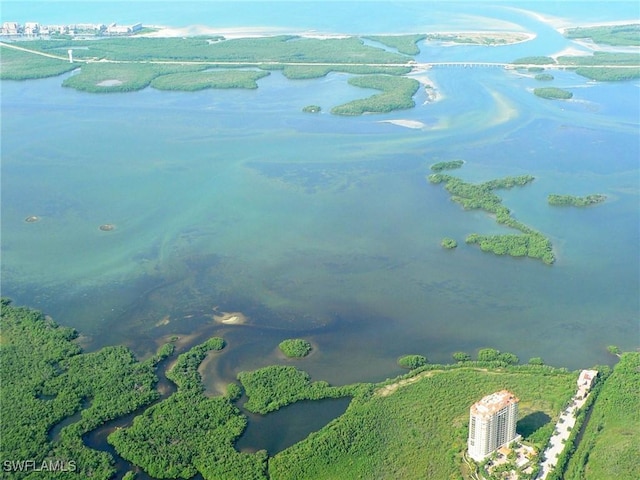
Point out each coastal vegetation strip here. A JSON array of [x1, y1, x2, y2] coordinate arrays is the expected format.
[[274, 63, 411, 79], [426, 32, 532, 45], [564, 23, 640, 46], [548, 194, 606, 207], [363, 34, 426, 55], [62, 62, 207, 92], [150, 69, 270, 91], [331, 75, 420, 115], [269, 363, 576, 480], [557, 51, 640, 66], [574, 66, 640, 81], [237, 365, 359, 415], [109, 337, 269, 480], [563, 353, 640, 480], [0, 298, 171, 479], [512, 56, 556, 65], [0, 44, 79, 79], [557, 52, 640, 81], [16, 35, 410, 65], [4, 300, 632, 480]]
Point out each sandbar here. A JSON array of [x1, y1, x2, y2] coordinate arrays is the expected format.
[[429, 31, 536, 46], [379, 119, 427, 129], [213, 311, 248, 325]]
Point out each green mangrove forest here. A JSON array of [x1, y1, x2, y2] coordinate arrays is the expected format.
[[330, 75, 420, 115], [441, 237, 458, 249], [397, 354, 428, 369], [278, 338, 313, 358], [0, 298, 172, 479], [564, 352, 640, 480], [533, 87, 573, 100], [512, 51, 640, 81], [428, 168, 555, 264], [0, 36, 419, 114], [430, 159, 465, 172], [363, 34, 426, 55], [548, 194, 607, 207], [564, 23, 640, 47], [534, 73, 554, 81], [2, 300, 637, 479], [109, 338, 270, 480]]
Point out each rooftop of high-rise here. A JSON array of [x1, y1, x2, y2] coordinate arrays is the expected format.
[[470, 390, 519, 417]]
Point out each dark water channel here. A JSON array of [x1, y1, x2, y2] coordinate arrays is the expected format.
[[236, 397, 352, 456], [73, 353, 350, 479], [81, 358, 180, 480]]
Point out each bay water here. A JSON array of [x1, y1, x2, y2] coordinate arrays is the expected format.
[[1, 0, 639, 459]]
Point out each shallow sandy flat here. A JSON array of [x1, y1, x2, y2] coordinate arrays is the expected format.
[[431, 31, 536, 46], [379, 119, 427, 129], [213, 311, 247, 325], [142, 25, 290, 39]]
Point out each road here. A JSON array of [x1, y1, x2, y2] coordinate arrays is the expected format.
[[2, 41, 638, 71]]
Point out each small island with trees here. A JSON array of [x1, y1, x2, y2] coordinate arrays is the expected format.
[[548, 194, 607, 207], [430, 159, 465, 172], [279, 338, 313, 358], [533, 87, 573, 100], [441, 237, 458, 249]]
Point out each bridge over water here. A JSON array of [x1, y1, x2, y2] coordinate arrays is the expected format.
[[425, 62, 510, 69]]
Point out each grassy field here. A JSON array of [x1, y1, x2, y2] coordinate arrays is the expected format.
[[269, 365, 577, 479]]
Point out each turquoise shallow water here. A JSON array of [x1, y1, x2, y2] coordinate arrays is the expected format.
[[1, 3, 639, 391]]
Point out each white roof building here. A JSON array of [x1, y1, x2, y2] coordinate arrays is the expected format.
[[468, 390, 520, 461]]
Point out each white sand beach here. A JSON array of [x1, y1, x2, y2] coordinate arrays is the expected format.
[[141, 25, 290, 39], [379, 119, 428, 129]]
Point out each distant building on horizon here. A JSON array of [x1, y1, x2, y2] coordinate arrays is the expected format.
[[468, 390, 519, 461]]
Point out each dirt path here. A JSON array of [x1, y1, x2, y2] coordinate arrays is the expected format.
[[375, 370, 442, 397]]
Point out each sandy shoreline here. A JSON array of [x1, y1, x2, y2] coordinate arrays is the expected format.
[[427, 31, 536, 46], [142, 25, 537, 45], [142, 25, 348, 39]]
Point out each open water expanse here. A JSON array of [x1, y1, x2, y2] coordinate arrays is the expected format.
[[1, 1, 639, 455]]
